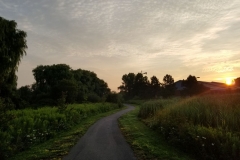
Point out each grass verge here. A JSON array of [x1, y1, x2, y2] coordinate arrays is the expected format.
[[10, 106, 126, 160], [119, 105, 193, 160]]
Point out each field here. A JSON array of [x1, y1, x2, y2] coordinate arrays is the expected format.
[[0, 103, 121, 159], [138, 94, 240, 160]]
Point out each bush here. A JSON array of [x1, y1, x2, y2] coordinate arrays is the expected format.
[[87, 93, 101, 102]]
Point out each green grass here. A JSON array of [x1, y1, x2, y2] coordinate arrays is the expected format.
[[126, 99, 147, 105], [137, 94, 240, 160], [9, 106, 125, 160], [119, 106, 193, 160]]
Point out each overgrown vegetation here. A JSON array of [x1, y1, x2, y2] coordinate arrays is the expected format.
[[119, 106, 193, 160], [0, 103, 121, 159], [9, 106, 125, 160], [138, 94, 240, 159]]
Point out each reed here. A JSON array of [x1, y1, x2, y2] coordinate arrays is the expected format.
[[139, 94, 240, 159]]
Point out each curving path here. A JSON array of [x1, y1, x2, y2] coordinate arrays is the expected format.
[[63, 104, 136, 160]]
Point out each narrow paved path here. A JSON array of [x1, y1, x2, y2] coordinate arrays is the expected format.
[[63, 104, 136, 160]]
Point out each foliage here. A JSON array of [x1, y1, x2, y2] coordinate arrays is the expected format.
[[235, 77, 240, 87], [0, 98, 15, 159], [0, 17, 27, 90], [150, 76, 161, 98], [0, 103, 121, 159], [138, 94, 240, 159], [119, 106, 193, 160], [182, 75, 209, 95], [87, 92, 101, 103], [162, 74, 176, 98], [163, 74, 174, 86], [118, 72, 176, 99], [28, 65, 111, 106], [0, 16, 27, 109], [118, 73, 136, 99], [134, 73, 149, 98], [52, 79, 78, 103], [105, 92, 124, 108], [10, 106, 125, 160]]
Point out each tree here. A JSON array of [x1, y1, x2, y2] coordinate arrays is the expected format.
[[235, 77, 240, 87], [31, 65, 111, 105], [94, 79, 110, 98], [0, 17, 27, 98], [18, 85, 32, 101], [72, 69, 110, 102], [182, 75, 208, 95], [182, 75, 197, 88], [134, 73, 149, 98], [52, 79, 78, 103], [150, 76, 161, 98], [118, 73, 135, 99], [163, 74, 174, 86], [31, 64, 74, 105], [32, 64, 73, 91], [162, 74, 175, 97]]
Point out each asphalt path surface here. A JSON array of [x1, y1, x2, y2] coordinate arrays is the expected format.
[[63, 104, 136, 160]]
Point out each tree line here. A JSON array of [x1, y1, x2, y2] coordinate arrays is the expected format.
[[118, 73, 176, 99], [18, 64, 114, 108], [0, 16, 118, 110], [118, 73, 211, 99]]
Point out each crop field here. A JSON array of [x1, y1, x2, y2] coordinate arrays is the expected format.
[[0, 103, 120, 158], [138, 93, 240, 160]]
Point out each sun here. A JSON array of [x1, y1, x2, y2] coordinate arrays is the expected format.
[[225, 78, 233, 85]]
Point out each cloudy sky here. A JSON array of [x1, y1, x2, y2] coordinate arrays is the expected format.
[[1, 0, 240, 91]]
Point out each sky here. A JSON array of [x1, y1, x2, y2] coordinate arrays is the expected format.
[[1, 0, 240, 91]]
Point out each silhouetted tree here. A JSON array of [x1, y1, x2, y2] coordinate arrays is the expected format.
[[235, 77, 240, 87], [0, 16, 27, 158], [72, 69, 110, 102], [32, 64, 73, 92], [182, 75, 208, 95], [118, 73, 136, 99], [162, 74, 175, 98], [17, 85, 32, 107], [150, 76, 161, 98], [163, 74, 174, 86], [119, 72, 177, 99], [134, 73, 149, 98], [31, 64, 111, 105], [52, 79, 78, 103], [0, 16, 27, 108]]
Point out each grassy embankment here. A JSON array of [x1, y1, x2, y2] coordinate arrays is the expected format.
[[0, 103, 123, 160], [119, 105, 193, 160], [121, 94, 240, 160]]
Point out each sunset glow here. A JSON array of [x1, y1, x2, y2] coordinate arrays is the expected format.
[[226, 78, 234, 85], [1, 1, 240, 91]]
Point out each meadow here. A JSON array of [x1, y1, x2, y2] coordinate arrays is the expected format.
[[138, 93, 240, 160], [0, 103, 121, 158]]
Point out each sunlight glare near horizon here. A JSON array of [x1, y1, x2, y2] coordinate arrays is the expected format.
[[225, 77, 234, 85]]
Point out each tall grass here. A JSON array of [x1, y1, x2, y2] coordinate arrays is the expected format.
[[0, 103, 120, 159], [138, 98, 180, 118], [139, 94, 240, 160]]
